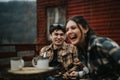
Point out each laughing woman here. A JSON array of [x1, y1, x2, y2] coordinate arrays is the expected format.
[[65, 15, 120, 80]]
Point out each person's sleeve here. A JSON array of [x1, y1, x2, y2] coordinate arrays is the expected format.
[[78, 66, 89, 78], [71, 45, 86, 71], [39, 47, 46, 56], [99, 39, 120, 64]]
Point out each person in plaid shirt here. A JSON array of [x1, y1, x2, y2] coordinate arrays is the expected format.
[[39, 23, 87, 80], [65, 15, 120, 80]]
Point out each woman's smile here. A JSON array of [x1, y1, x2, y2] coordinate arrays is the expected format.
[[68, 33, 77, 42]]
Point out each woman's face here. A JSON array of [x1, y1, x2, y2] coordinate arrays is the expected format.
[[66, 20, 88, 46]]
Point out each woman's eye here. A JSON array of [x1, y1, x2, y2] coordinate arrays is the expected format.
[[71, 26, 76, 30]]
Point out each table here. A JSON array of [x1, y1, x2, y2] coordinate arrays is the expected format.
[[0, 67, 58, 80]]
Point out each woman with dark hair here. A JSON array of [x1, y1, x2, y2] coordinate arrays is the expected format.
[[65, 15, 120, 80]]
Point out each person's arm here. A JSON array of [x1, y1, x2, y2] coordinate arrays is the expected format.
[[69, 66, 89, 78], [39, 47, 46, 57], [69, 45, 89, 78]]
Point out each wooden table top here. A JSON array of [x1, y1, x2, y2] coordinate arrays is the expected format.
[[1, 67, 59, 80], [8, 67, 54, 75]]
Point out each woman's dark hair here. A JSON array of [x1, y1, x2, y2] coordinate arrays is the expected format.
[[49, 23, 66, 34], [66, 15, 95, 37], [67, 15, 89, 29]]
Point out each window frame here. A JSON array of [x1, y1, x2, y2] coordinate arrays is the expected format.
[[46, 6, 66, 41]]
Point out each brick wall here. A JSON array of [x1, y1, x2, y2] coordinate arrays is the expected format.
[[37, 0, 120, 49], [66, 0, 120, 44], [37, 0, 67, 49]]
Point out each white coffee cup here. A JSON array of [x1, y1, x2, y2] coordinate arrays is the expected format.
[[10, 57, 24, 70], [32, 56, 49, 69]]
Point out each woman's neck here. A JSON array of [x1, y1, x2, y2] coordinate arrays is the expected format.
[[76, 41, 86, 49]]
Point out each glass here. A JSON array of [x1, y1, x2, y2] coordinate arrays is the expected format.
[[10, 57, 24, 70]]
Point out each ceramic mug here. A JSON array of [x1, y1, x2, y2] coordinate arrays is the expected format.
[[32, 56, 49, 69], [10, 57, 24, 70]]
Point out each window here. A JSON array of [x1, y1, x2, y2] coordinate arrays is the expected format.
[[47, 6, 66, 40]]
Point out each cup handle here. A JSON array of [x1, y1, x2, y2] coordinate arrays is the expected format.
[[32, 57, 37, 67]]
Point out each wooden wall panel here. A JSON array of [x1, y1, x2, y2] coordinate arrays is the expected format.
[[66, 0, 120, 44], [37, 0, 120, 46]]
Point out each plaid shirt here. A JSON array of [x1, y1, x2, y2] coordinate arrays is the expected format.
[[84, 35, 120, 79], [39, 42, 83, 79]]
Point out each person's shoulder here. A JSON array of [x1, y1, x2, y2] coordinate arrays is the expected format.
[[94, 36, 119, 48], [69, 43, 76, 47], [65, 42, 75, 47], [40, 45, 50, 52], [65, 43, 77, 50]]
